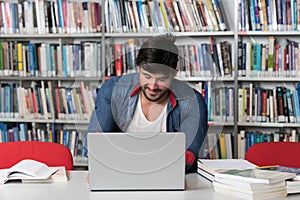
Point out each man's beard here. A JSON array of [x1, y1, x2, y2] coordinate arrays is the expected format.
[[140, 86, 169, 102]]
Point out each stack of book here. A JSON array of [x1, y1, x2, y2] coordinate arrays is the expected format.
[[258, 165, 300, 194], [286, 180, 300, 194], [213, 169, 296, 200], [197, 159, 257, 181]]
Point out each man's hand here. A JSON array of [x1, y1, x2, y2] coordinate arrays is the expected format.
[[185, 150, 195, 165]]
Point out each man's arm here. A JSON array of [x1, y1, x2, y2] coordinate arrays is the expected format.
[[87, 77, 121, 133], [183, 91, 208, 173], [84, 77, 121, 157]]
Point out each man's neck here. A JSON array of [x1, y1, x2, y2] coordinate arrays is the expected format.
[[139, 92, 169, 121]]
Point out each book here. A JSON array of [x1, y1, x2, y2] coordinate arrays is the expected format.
[[220, 41, 232, 76], [21, 166, 68, 183], [215, 169, 296, 184], [172, 0, 185, 32], [164, 0, 180, 31], [114, 43, 122, 76], [286, 179, 300, 194], [196, 0, 208, 31], [0, 159, 59, 184], [213, 180, 286, 195], [276, 86, 285, 122], [197, 159, 257, 181], [214, 175, 286, 191], [218, 132, 227, 158], [211, 0, 227, 31], [205, 0, 219, 31], [286, 88, 295, 123], [213, 181, 287, 200], [257, 165, 300, 181]]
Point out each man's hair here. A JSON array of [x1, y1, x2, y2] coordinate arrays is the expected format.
[[136, 33, 179, 74]]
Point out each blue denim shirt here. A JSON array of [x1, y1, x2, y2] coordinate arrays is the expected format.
[[87, 73, 208, 173]]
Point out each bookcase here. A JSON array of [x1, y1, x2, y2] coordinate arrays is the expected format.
[[236, 0, 300, 159], [0, 0, 105, 168], [4, 0, 299, 167], [103, 0, 237, 161], [0, 0, 238, 166]]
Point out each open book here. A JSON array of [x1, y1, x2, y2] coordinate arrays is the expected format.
[[0, 159, 66, 184]]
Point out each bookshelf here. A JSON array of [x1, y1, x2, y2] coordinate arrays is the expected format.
[[8, 0, 300, 166], [0, 0, 106, 168], [237, 0, 300, 159], [102, 0, 237, 160], [0, 0, 238, 165]]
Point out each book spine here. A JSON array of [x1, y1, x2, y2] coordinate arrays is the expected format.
[[276, 86, 285, 122], [270, 0, 277, 30], [219, 132, 227, 159], [286, 88, 295, 123], [293, 89, 300, 122], [220, 41, 232, 76], [261, 89, 267, 122], [261, 0, 268, 31], [211, 0, 227, 31], [172, 0, 185, 32], [114, 43, 122, 76], [275, 0, 283, 30], [165, 0, 180, 31]]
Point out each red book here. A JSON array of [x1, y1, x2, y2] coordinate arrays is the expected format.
[[62, 1, 68, 33], [261, 89, 267, 122], [31, 89, 38, 117], [114, 44, 122, 76], [197, 0, 208, 28], [275, 43, 280, 74], [25, 91, 30, 113], [55, 87, 62, 118]]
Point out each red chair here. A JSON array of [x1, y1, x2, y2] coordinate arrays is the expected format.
[[0, 141, 73, 170], [245, 142, 300, 168]]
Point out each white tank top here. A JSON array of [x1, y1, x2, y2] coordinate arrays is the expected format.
[[126, 96, 167, 133]]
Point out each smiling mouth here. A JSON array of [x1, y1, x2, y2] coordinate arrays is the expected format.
[[147, 89, 162, 95]]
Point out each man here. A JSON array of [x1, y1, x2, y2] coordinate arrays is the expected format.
[[87, 34, 208, 173]]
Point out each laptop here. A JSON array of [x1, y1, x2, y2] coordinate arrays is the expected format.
[[87, 132, 185, 191]]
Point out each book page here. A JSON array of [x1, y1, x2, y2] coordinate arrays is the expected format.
[[9, 159, 57, 179], [0, 169, 10, 184], [22, 166, 68, 183]]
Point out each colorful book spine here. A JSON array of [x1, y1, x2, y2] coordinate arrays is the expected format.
[[114, 43, 122, 76], [294, 88, 300, 123], [218, 133, 227, 159], [265, 0, 272, 30], [16, 47, 23, 75], [286, 88, 295, 123], [276, 86, 285, 122], [267, 36, 275, 76], [211, 0, 227, 31], [56, 0, 64, 33], [27, 43, 36, 77]]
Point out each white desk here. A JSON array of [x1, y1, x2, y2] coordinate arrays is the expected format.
[[0, 171, 299, 200]]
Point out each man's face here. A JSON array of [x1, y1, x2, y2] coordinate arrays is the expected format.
[[138, 68, 175, 103]]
